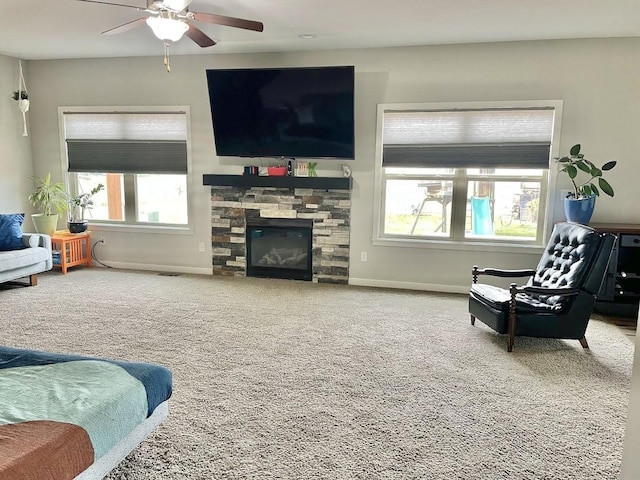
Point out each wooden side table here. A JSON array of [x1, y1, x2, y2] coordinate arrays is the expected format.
[[51, 230, 92, 274]]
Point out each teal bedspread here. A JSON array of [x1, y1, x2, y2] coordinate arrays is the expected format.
[[0, 345, 172, 469], [0, 360, 148, 459]]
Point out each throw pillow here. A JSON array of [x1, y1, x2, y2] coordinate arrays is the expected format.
[[0, 213, 26, 251], [24, 235, 40, 248]]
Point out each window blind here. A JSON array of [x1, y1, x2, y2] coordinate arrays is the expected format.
[[382, 107, 555, 169], [64, 112, 188, 174]]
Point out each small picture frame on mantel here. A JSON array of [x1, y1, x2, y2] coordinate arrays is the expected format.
[[295, 160, 309, 177]]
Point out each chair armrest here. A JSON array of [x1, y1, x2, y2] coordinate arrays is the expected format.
[[483, 268, 536, 277], [472, 265, 536, 278], [516, 285, 581, 297]]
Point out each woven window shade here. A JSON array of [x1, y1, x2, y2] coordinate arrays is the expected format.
[[382, 108, 554, 169], [64, 112, 187, 174]]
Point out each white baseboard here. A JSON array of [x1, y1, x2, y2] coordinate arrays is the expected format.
[[348, 277, 469, 294], [95, 262, 213, 276], [91, 265, 468, 294]]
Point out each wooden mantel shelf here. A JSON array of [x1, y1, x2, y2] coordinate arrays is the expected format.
[[202, 174, 352, 190]]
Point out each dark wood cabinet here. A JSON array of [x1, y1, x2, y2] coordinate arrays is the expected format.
[[591, 223, 640, 318]]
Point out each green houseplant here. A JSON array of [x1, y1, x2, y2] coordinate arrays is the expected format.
[[556, 144, 616, 224], [12, 90, 28, 100], [28, 173, 69, 236], [68, 183, 104, 233]]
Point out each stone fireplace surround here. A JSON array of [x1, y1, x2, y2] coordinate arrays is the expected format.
[[205, 175, 352, 284]]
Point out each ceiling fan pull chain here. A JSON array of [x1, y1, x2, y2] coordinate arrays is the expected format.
[[163, 41, 171, 73]]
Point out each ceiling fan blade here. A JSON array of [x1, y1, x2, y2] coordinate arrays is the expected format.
[[190, 12, 264, 32], [75, 0, 146, 10], [185, 24, 217, 47], [102, 17, 148, 35]]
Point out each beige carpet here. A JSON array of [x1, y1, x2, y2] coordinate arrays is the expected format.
[[0, 268, 634, 479]]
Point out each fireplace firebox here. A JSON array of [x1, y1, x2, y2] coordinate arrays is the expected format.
[[245, 218, 313, 281]]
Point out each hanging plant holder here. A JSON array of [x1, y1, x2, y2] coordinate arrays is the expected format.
[[18, 99, 29, 137], [13, 60, 29, 137]]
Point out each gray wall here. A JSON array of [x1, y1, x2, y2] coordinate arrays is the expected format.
[[24, 37, 640, 284], [0, 54, 34, 215]]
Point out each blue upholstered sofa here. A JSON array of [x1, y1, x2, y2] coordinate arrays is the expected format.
[[0, 233, 53, 286]]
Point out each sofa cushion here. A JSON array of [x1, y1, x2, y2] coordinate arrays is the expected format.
[[0, 247, 51, 271], [0, 214, 26, 251], [471, 283, 565, 313]]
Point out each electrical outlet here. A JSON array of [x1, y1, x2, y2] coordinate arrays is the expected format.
[[198, 242, 205, 252], [360, 251, 368, 262]]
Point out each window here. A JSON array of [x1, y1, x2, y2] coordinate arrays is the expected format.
[[376, 103, 560, 245], [62, 110, 190, 227]]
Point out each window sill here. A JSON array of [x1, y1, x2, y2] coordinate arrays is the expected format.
[[88, 222, 194, 236], [372, 237, 545, 254]]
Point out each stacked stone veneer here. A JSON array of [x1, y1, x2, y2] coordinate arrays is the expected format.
[[210, 186, 351, 283]]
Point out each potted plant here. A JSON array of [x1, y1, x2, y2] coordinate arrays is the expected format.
[[12, 90, 28, 101], [28, 173, 69, 236], [68, 183, 104, 233], [556, 144, 616, 224]]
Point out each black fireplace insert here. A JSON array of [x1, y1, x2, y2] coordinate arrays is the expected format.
[[246, 218, 313, 281]]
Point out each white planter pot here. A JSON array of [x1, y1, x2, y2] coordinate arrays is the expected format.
[[18, 99, 29, 113]]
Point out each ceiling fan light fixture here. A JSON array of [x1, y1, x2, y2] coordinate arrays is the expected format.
[[146, 16, 189, 42]]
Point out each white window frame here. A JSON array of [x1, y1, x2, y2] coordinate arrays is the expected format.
[[373, 100, 564, 252], [58, 106, 194, 235]]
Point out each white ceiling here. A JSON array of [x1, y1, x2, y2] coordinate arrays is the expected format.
[[0, 0, 639, 60]]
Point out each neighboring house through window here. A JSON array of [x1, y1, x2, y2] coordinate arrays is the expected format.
[[375, 101, 562, 246], [61, 109, 190, 228]]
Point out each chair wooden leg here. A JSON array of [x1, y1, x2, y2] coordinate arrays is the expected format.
[[579, 337, 589, 349], [470, 315, 476, 325], [507, 316, 515, 352], [29, 274, 38, 286]]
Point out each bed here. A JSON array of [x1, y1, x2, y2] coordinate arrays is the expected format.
[[0, 345, 172, 479]]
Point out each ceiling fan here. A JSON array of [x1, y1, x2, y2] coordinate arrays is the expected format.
[[77, 0, 264, 70]]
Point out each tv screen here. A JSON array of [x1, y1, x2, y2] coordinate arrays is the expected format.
[[206, 66, 355, 159]]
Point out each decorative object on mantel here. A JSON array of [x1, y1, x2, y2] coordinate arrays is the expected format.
[[267, 166, 287, 176], [12, 59, 29, 136], [342, 165, 352, 178], [308, 162, 318, 177], [295, 161, 309, 177], [68, 183, 104, 233], [555, 143, 616, 224], [28, 173, 69, 236]]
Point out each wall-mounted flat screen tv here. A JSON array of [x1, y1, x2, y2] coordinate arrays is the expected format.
[[206, 65, 355, 159]]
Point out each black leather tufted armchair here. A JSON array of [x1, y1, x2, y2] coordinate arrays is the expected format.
[[469, 222, 616, 352]]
